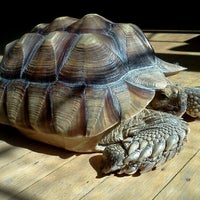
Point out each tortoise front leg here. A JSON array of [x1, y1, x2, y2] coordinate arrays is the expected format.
[[101, 109, 189, 175], [185, 87, 200, 118]]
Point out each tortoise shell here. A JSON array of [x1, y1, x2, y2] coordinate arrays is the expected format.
[[0, 13, 185, 152]]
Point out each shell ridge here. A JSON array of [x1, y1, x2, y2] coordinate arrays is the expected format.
[[22, 34, 59, 81], [87, 89, 111, 136], [125, 80, 155, 110], [0, 40, 18, 75], [6, 80, 30, 126], [55, 32, 79, 80], [47, 16, 78, 33], [20, 34, 45, 79], [66, 13, 114, 34], [83, 87, 88, 136], [31, 23, 49, 34], [125, 66, 168, 89], [131, 24, 154, 52], [57, 34, 81, 81], [21, 80, 30, 127], [27, 83, 51, 132], [125, 79, 155, 93], [84, 86, 120, 137], [84, 87, 100, 136], [0, 78, 11, 124], [49, 83, 56, 132], [156, 57, 187, 76], [109, 24, 128, 66], [106, 31, 129, 72], [107, 86, 121, 119], [59, 33, 130, 84], [50, 82, 86, 136], [0, 40, 24, 78], [109, 78, 155, 121]]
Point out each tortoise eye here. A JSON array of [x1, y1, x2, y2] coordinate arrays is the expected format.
[[159, 93, 169, 100]]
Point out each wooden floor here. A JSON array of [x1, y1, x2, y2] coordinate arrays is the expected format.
[[0, 31, 200, 200]]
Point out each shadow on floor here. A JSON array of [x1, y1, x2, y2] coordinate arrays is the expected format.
[[156, 53, 200, 72], [170, 35, 200, 53], [0, 124, 76, 159]]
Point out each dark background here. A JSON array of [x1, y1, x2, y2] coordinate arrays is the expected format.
[[0, 1, 199, 54]]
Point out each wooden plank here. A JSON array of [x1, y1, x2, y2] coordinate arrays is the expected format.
[[0, 139, 76, 199], [150, 41, 200, 56], [146, 32, 200, 72], [0, 152, 76, 199], [12, 153, 107, 200], [145, 33, 199, 42], [0, 124, 74, 168], [0, 126, 32, 168], [155, 150, 200, 200], [169, 71, 200, 87], [0, 142, 29, 168]]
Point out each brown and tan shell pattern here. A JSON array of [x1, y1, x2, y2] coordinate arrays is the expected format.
[[0, 13, 186, 152]]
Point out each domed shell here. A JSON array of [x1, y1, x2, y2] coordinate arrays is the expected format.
[[0, 13, 186, 151]]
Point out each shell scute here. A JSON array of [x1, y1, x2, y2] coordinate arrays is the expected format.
[[1, 33, 44, 79], [84, 87, 120, 136], [22, 31, 78, 82], [27, 82, 53, 133], [31, 16, 78, 34], [59, 33, 128, 84], [66, 13, 114, 34], [6, 79, 28, 126], [50, 81, 86, 136], [110, 81, 155, 120], [110, 23, 154, 68]]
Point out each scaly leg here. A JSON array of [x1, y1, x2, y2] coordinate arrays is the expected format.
[[185, 86, 200, 118], [100, 109, 189, 175]]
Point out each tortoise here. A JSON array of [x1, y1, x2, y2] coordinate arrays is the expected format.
[[0, 13, 199, 175]]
